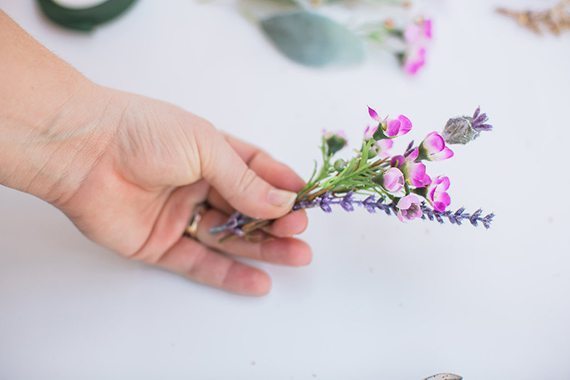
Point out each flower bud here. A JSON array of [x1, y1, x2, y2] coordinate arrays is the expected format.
[[442, 117, 479, 145], [334, 159, 347, 171], [323, 130, 348, 155]]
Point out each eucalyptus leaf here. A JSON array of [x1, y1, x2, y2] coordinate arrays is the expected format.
[[260, 11, 365, 67]]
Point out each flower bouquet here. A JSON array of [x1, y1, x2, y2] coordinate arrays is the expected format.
[[212, 107, 494, 240]]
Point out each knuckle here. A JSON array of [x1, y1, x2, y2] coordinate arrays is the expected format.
[[236, 167, 259, 196]]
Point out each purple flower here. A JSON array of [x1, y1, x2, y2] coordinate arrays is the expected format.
[[319, 192, 333, 213], [396, 194, 423, 222], [362, 195, 377, 213], [340, 192, 355, 211], [386, 115, 413, 137], [471, 106, 493, 132], [381, 167, 405, 193], [428, 176, 451, 212], [419, 132, 454, 161]]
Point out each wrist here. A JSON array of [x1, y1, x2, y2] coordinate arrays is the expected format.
[[0, 76, 123, 205], [0, 11, 124, 204]]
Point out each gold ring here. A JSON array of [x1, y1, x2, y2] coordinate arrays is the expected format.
[[184, 203, 209, 239]]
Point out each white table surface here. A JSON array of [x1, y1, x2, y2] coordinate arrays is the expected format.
[[1, 0, 570, 379]]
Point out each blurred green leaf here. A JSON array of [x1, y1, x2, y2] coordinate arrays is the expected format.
[[260, 11, 365, 67]]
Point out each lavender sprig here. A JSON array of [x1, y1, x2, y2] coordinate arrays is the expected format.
[[442, 106, 493, 145]]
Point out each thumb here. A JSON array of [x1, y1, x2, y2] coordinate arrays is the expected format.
[[195, 125, 297, 220]]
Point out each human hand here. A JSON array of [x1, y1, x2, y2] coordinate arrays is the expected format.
[[0, 11, 310, 296], [53, 85, 312, 295]]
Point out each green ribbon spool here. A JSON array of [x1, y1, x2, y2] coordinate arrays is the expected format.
[[37, 0, 138, 31]]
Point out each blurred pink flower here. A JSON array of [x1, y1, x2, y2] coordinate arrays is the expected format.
[[422, 18, 433, 39], [404, 24, 422, 43], [403, 46, 427, 75]]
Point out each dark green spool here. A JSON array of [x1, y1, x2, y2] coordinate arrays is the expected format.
[[37, 0, 138, 31]]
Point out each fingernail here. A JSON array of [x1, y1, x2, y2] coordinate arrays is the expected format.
[[267, 189, 297, 208]]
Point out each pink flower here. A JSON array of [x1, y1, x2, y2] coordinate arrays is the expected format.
[[403, 46, 427, 75], [396, 194, 423, 222], [366, 107, 412, 139], [405, 18, 433, 43], [381, 167, 405, 193], [372, 139, 394, 159], [422, 18, 433, 39], [428, 176, 451, 212], [385, 115, 413, 137], [404, 161, 431, 187], [419, 132, 454, 161], [391, 150, 432, 188]]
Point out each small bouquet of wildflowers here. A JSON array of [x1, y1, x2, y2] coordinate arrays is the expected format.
[[212, 107, 494, 240]]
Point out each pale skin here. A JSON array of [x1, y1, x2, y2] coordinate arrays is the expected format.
[[0, 11, 311, 296]]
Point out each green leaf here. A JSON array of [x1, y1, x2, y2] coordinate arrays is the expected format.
[[260, 11, 365, 67]]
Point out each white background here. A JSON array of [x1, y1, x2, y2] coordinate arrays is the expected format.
[[1, 0, 569, 379]]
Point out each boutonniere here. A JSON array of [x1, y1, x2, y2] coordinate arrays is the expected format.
[[212, 106, 494, 240]]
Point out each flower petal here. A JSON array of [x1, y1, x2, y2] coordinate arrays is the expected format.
[[432, 147, 454, 161], [397, 115, 413, 135], [386, 119, 401, 137], [368, 106, 380, 121], [422, 132, 445, 153]]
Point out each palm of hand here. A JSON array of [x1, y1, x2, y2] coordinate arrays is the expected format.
[[58, 93, 311, 296]]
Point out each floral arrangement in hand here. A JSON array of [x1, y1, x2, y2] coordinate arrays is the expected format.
[[212, 107, 494, 240]]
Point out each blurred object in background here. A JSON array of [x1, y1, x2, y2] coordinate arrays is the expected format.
[[243, 0, 433, 73], [497, 0, 570, 35], [423, 374, 463, 380], [37, 0, 138, 31]]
